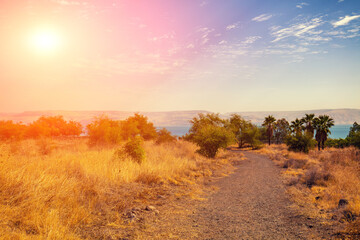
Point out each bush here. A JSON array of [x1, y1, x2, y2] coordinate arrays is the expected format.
[[303, 167, 332, 188], [285, 134, 315, 153], [115, 136, 146, 164], [193, 125, 234, 158], [87, 115, 122, 146], [243, 125, 263, 149], [347, 122, 360, 149], [27, 116, 82, 138], [121, 114, 157, 140], [325, 138, 350, 148], [282, 159, 308, 169], [0, 120, 26, 140], [155, 128, 176, 145]]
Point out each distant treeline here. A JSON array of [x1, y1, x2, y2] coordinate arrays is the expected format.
[[0, 114, 175, 145], [183, 113, 360, 157], [1, 113, 359, 156], [0, 116, 82, 140]]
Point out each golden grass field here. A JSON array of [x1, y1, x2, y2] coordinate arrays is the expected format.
[[257, 144, 360, 236], [0, 138, 234, 239]]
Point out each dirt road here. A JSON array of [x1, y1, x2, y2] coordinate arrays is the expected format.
[[133, 151, 335, 239], [190, 151, 333, 239]]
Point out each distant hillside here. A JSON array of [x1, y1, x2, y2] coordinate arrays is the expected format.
[[0, 110, 210, 127], [0, 109, 359, 126]]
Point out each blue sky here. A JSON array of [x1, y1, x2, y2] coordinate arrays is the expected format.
[[0, 0, 359, 112]]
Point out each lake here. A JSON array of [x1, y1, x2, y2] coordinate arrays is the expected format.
[[158, 124, 352, 139]]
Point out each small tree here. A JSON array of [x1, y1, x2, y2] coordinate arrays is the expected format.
[[285, 134, 315, 153], [121, 113, 157, 140], [87, 115, 122, 146], [115, 136, 146, 164], [193, 124, 234, 158], [228, 114, 251, 148], [155, 128, 176, 144], [262, 115, 276, 145], [346, 122, 360, 149], [273, 118, 290, 144], [243, 124, 263, 149], [186, 113, 234, 158]]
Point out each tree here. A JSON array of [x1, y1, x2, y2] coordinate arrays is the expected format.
[[313, 115, 335, 150], [121, 113, 157, 140], [301, 113, 315, 137], [228, 114, 251, 148], [243, 124, 263, 149], [347, 122, 360, 149], [26, 116, 82, 138], [0, 120, 26, 140], [186, 113, 235, 158], [290, 118, 304, 137], [273, 118, 290, 144], [87, 115, 122, 145], [155, 128, 176, 144], [262, 115, 276, 145], [285, 134, 315, 153]]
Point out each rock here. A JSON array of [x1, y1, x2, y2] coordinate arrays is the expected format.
[[145, 205, 156, 211], [338, 199, 349, 208], [154, 210, 160, 215], [315, 196, 321, 200]]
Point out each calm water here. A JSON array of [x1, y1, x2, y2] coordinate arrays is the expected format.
[[329, 125, 352, 139], [158, 125, 352, 139]]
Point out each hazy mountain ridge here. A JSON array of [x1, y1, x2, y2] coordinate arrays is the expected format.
[[0, 109, 359, 126]]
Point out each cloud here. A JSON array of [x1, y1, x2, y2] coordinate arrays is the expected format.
[[332, 15, 360, 27], [338, 0, 344, 2], [252, 14, 273, 22], [226, 24, 237, 30], [296, 2, 309, 9], [270, 17, 324, 42], [242, 36, 261, 45]]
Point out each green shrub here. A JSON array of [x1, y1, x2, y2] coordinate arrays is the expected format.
[[115, 136, 146, 164], [243, 125, 263, 149], [285, 134, 315, 153], [155, 128, 176, 145], [347, 122, 360, 149], [325, 138, 350, 148], [87, 115, 122, 146], [192, 125, 235, 158]]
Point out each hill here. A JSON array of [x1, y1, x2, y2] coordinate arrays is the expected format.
[[0, 109, 359, 126]]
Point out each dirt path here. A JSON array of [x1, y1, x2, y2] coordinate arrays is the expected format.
[[132, 151, 335, 239], [189, 151, 334, 239]]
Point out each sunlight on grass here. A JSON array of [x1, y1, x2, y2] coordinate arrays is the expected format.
[[0, 138, 227, 239]]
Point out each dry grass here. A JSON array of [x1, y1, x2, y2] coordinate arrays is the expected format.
[[0, 138, 232, 239], [257, 144, 360, 236]]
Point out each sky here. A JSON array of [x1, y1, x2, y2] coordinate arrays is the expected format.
[[0, 0, 360, 113]]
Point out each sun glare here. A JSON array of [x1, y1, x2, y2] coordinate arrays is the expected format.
[[30, 28, 61, 53]]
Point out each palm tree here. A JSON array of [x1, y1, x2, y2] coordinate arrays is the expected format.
[[301, 113, 315, 138], [290, 118, 304, 136], [262, 115, 276, 145], [313, 115, 335, 150]]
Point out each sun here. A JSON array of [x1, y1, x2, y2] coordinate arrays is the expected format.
[[30, 28, 62, 54]]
